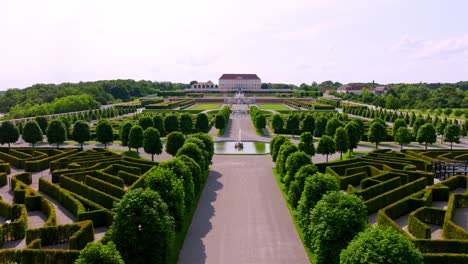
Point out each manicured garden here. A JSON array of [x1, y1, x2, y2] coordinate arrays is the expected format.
[[257, 103, 289, 111], [188, 103, 222, 110]]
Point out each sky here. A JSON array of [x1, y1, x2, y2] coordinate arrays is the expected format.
[[1, 0, 468, 90]]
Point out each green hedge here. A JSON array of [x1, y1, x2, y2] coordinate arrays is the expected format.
[[26, 238, 42, 249], [59, 175, 119, 210], [0, 161, 10, 174], [117, 170, 140, 185], [84, 175, 125, 199], [366, 177, 427, 213], [0, 249, 80, 264], [0, 203, 28, 244], [25, 149, 80, 172], [443, 194, 468, 239], [0, 173, 6, 187], [39, 178, 85, 217], [423, 253, 468, 264], [354, 177, 401, 201]]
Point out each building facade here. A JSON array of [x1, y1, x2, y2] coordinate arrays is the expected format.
[[219, 74, 261, 90], [191, 80, 218, 89]]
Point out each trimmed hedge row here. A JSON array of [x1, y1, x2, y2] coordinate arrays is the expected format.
[[39, 178, 85, 217], [423, 253, 468, 264], [0, 249, 80, 264], [0, 160, 10, 174], [0, 173, 6, 187], [84, 175, 125, 199], [0, 201, 28, 245], [25, 149, 80, 172], [26, 220, 94, 250], [443, 193, 468, 239], [59, 175, 119, 210], [408, 207, 445, 239]]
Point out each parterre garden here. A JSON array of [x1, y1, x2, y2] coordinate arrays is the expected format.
[[270, 134, 468, 264], [0, 130, 214, 263]]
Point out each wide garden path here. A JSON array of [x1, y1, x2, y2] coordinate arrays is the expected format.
[[179, 105, 309, 264]]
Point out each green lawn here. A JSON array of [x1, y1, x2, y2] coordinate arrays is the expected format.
[[258, 104, 289, 110], [189, 104, 221, 110]]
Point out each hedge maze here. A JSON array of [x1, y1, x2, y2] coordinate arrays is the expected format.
[[0, 147, 160, 263], [318, 149, 468, 263]]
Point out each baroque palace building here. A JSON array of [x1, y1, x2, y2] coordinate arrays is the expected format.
[[218, 74, 261, 90]]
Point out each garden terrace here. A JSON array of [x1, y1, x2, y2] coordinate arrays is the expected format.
[[145, 99, 195, 110], [284, 99, 335, 110]]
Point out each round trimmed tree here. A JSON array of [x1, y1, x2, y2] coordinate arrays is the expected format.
[[165, 131, 185, 156], [138, 116, 154, 131], [111, 188, 175, 264], [158, 158, 194, 211], [444, 123, 461, 150], [195, 113, 210, 133], [334, 127, 349, 160], [214, 114, 226, 130], [35, 116, 48, 134], [128, 125, 144, 152], [0, 121, 19, 147], [417, 123, 437, 150], [340, 227, 423, 264], [317, 135, 336, 162], [270, 135, 289, 162], [75, 241, 124, 264], [119, 121, 133, 150], [284, 151, 311, 190], [286, 114, 300, 137], [164, 114, 179, 134], [47, 120, 67, 148], [298, 132, 315, 156], [394, 126, 412, 150], [152, 115, 166, 136], [23, 120, 43, 148], [96, 119, 113, 148], [301, 114, 315, 135], [191, 132, 214, 164], [143, 127, 162, 161], [255, 114, 266, 130], [276, 141, 298, 177], [344, 121, 360, 155], [308, 191, 367, 264], [271, 114, 284, 134], [179, 113, 193, 136], [368, 122, 387, 149], [72, 120, 90, 149]]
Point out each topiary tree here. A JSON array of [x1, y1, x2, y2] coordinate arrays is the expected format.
[[308, 191, 367, 264], [284, 151, 311, 190], [164, 114, 179, 134], [340, 226, 423, 264], [138, 116, 154, 131], [276, 141, 298, 177], [394, 126, 412, 150], [255, 114, 266, 130], [334, 127, 349, 160], [436, 121, 447, 144], [301, 114, 315, 135], [46, 120, 67, 148], [287, 164, 319, 208], [271, 114, 284, 134], [158, 158, 195, 212], [214, 114, 225, 130], [179, 113, 193, 136], [144, 168, 185, 229], [143, 127, 162, 161], [23, 120, 43, 148], [72, 120, 90, 150], [166, 131, 185, 156], [314, 116, 327, 137], [75, 241, 125, 264], [184, 137, 209, 171], [444, 123, 461, 150], [417, 123, 436, 150], [286, 114, 300, 138], [191, 132, 215, 163], [412, 117, 426, 137], [111, 188, 175, 264], [344, 121, 360, 156], [317, 135, 335, 162], [0, 121, 19, 147], [297, 173, 338, 231], [96, 119, 113, 148], [178, 155, 203, 194], [128, 125, 144, 152], [195, 113, 210, 133], [368, 122, 387, 149], [119, 121, 133, 150], [152, 115, 166, 136], [35, 116, 48, 134], [392, 118, 407, 137], [325, 117, 343, 137], [270, 135, 289, 162], [298, 132, 315, 156]]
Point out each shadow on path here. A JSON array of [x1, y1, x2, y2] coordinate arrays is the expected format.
[[178, 171, 223, 264]]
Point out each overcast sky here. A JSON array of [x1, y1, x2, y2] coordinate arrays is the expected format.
[[1, 0, 468, 90]]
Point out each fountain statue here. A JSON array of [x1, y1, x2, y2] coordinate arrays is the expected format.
[[235, 129, 243, 149]]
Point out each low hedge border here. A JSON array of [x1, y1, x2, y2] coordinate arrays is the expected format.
[[84, 175, 125, 199], [443, 193, 468, 239], [0, 201, 28, 245], [0, 249, 80, 264]]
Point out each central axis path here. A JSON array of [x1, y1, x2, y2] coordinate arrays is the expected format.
[[178, 105, 309, 264]]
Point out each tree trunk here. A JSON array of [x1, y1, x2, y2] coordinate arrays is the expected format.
[[8, 143, 10, 148], [340, 151, 343, 160], [375, 142, 378, 149], [425, 143, 428, 150], [32, 143, 35, 149], [81, 143, 84, 150], [451, 142, 453, 150], [400, 143, 403, 150], [104, 143, 107, 149], [326, 154, 328, 162], [128, 146, 131, 151], [151, 154, 154, 162], [57, 142, 59, 149]]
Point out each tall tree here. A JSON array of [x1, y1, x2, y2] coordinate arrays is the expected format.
[[298, 132, 315, 156], [111, 189, 175, 264], [128, 125, 144, 152], [286, 114, 300, 138], [271, 114, 284, 134], [0, 121, 19, 147], [308, 191, 367, 264], [325, 117, 343, 137], [368, 122, 387, 149], [152, 115, 166, 136], [417, 123, 437, 150], [179, 113, 193, 136], [344, 122, 360, 156], [214, 114, 226, 130], [444, 123, 461, 150], [72, 120, 90, 149], [119, 121, 133, 150], [138, 116, 154, 131], [314, 116, 327, 137], [96, 119, 113, 148], [35, 116, 48, 134], [392, 118, 407, 137], [255, 114, 266, 130], [301, 114, 315, 135], [394, 127, 412, 150], [46, 120, 67, 148], [22, 120, 43, 148], [143, 127, 162, 161], [436, 121, 447, 144], [317, 135, 336, 162], [164, 114, 179, 134], [334, 127, 349, 160], [195, 113, 209, 133], [166, 131, 185, 156]]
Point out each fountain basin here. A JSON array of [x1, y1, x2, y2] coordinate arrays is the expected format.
[[214, 141, 270, 155]]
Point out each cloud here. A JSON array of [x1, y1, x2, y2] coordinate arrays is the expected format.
[[392, 35, 468, 59]]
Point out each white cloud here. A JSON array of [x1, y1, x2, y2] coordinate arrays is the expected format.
[[392, 35, 468, 59]]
